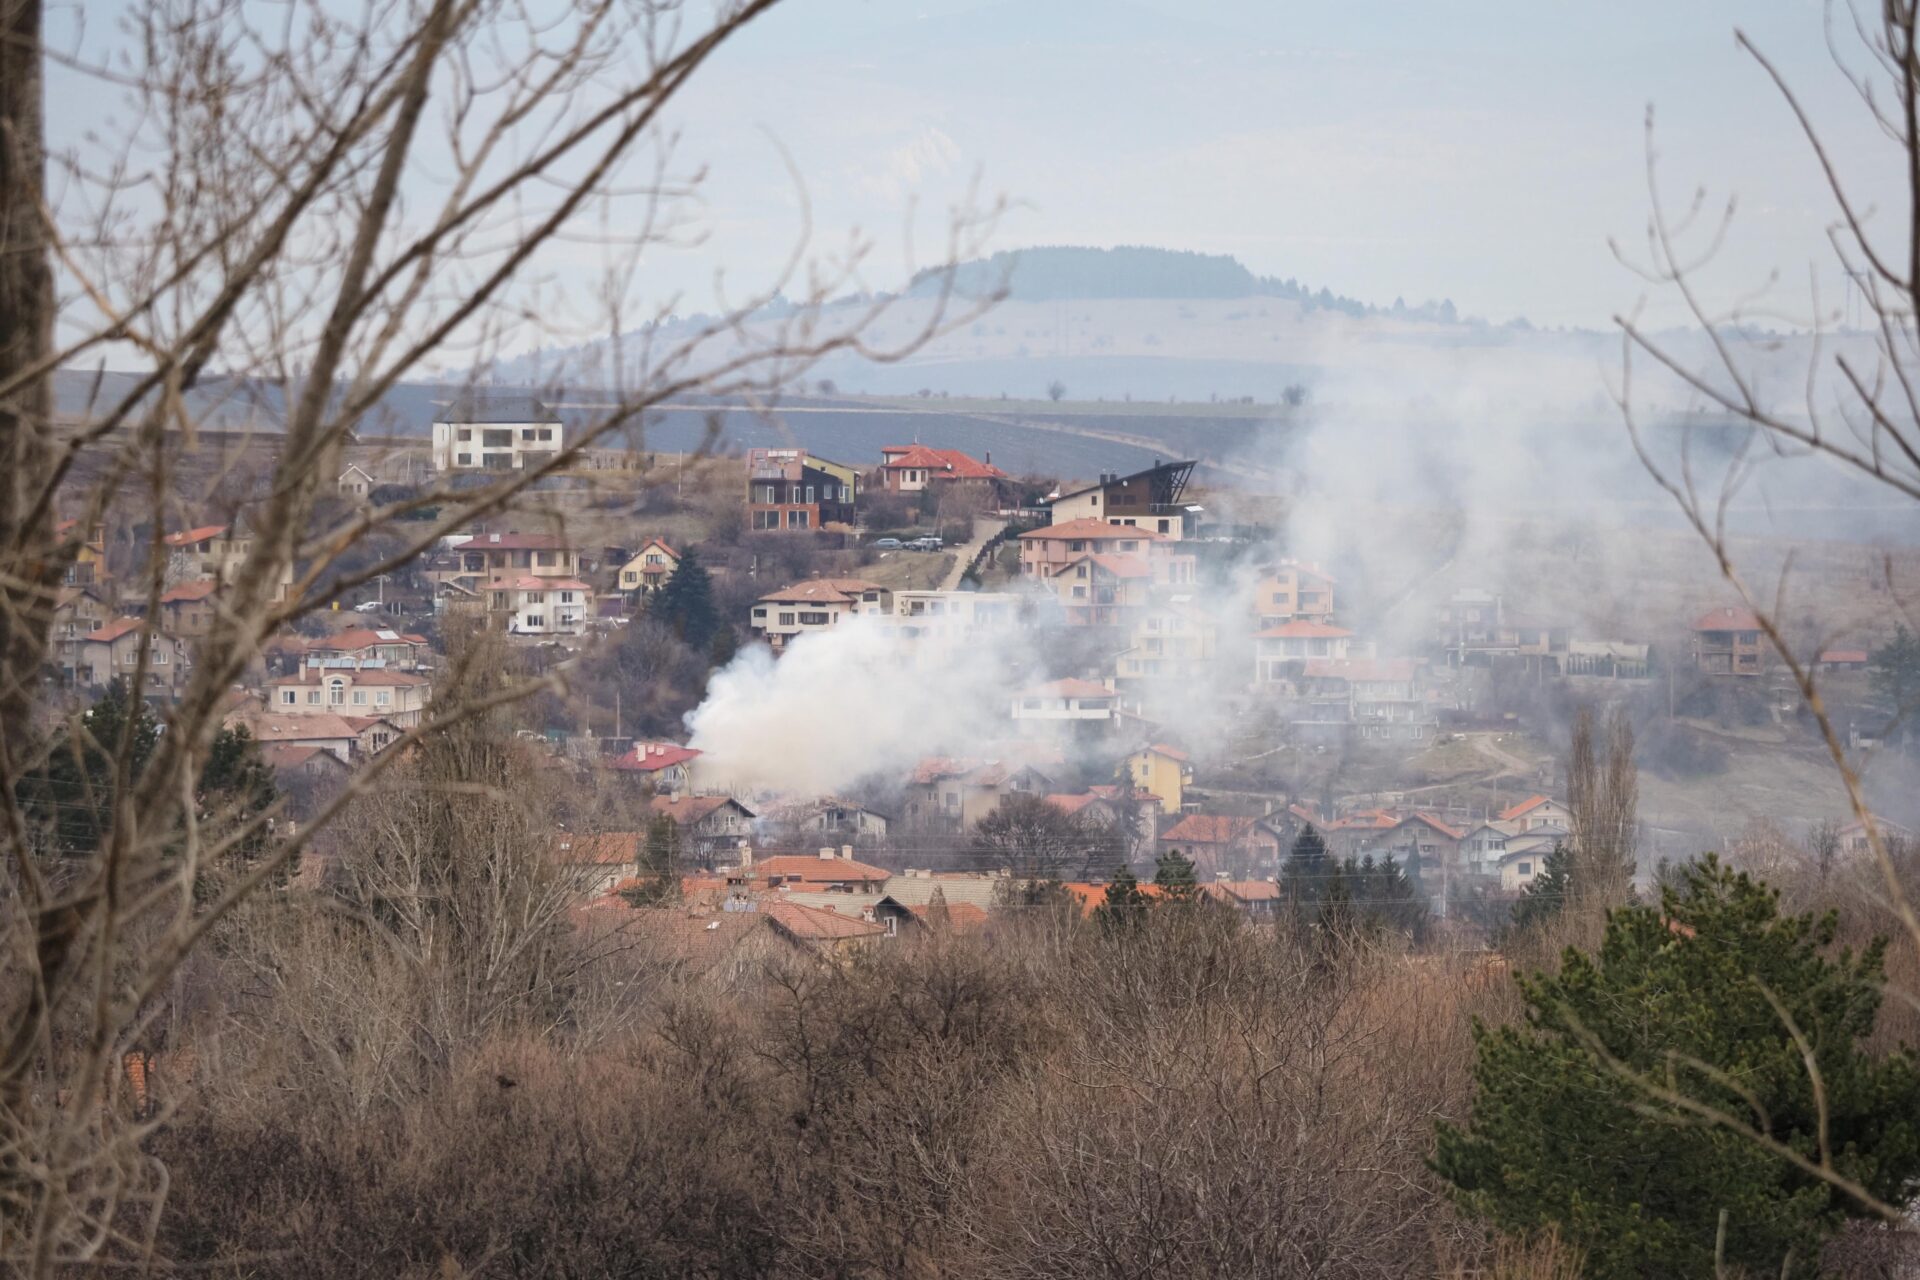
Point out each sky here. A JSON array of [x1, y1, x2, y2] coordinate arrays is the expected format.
[[632, 0, 1906, 329]]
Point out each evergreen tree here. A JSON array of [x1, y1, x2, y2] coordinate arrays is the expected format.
[[1370, 855, 1429, 941], [1435, 855, 1920, 1279], [1096, 864, 1150, 928], [1282, 822, 1330, 908], [1870, 624, 1920, 737], [648, 548, 721, 652], [623, 812, 682, 906], [197, 724, 284, 888], [1153, 848, 1198, 904], [1504, 843, 1574, 935], [22, 679, 160, 854]]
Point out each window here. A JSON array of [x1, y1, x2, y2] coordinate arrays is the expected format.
[[645, 554, 662, 565], [482, 429, 513, 448], [123, 649, 136, 665], [752, 607, 767, 619], [457, 428, 471, 441], [1069, 541, 1085, 552], [839, 485, 851, 501], [328, 679, 346, 706], [799, 612, 830, 625], [153, 647, 167, 664], [622, 571, 638, 585], [456, 453, 472, 466], [1022, 697, 1040, 710], [1157, 519, 1170, 532], [1517, 862, 1532, 877], [281, 689, 296, 705], [560, 592, 576, 603], [526, 615, 544, 627], [787, 510, 809, 529], [534, 551, 552, 567], [778, 612, 796, 626], [521, 428, 536, 440], [352, 690, 367, 705], [376, 691, 390, 705], [1071, 586, 1087, 599], [307, 689, 321, 705]]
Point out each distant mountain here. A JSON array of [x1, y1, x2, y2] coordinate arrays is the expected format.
[[905, 244, 1448, 322]]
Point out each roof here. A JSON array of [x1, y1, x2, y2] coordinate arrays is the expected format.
[[164, 524, 229, 546], [1693, 606, 1763, 632], [1044, 792, 1109, 816], [1302, 658, 1415, 682], [1821, 649, 1870, 664], [1062, 880, 1169, 916], [765, 899, 888, 942], [879, 444, 1007, 480], [1020, 518, 1167, 542], [492, 576, 591, 591], [905, 899, 991, 932], [649, 794, 753, 825], [881, 872, 1009, 911], [1141, 742, 1190, 762], [1201, 880, 1284, 905], [280, 667, 429, 687], [83, 617, 154, 644], [1395, 812, 1465, 840], [433, 395, 555, 424], [757, 578, 885, 605], [1046, 459, 1197, 506], [613, 742, 702, 773], [1272, 558, 1337, 584], [1256, 621, 1355, 639], [308, 627, 428, 651], [1327, 808, 1400, 832], [755, 853, 893, 884], [160, 580, 219, 604], [1161, 813, 1261, 845], [1069, 551, 1151, 579], [226, 711, 361, 742], [1023, 677, 1113, 701], [630, 538, 679, 561], [259, 743, 346, 771], [456, 531, 572, 551], [551, 832, 641, 866], [1498, 795, 1559, 821]]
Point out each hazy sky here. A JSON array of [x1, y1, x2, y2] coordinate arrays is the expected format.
[[641, 0, 1905, 329]]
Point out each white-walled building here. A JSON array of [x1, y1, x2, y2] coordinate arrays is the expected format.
[[489, 576, 592, 637], [430, 397, 564, 472]]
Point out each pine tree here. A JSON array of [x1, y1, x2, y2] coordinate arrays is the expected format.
[[1153, 848, 1198, 904], [198, 724, 283, 888], [1505, 843, 1574, 935], [1282, 822, 1330, 908], [22, 679, 160, 854], [1096, 864, 1150, 928], [1435, 855, 1920, 1278], [648, 547, 720, 652], [622, 812, 682, 906]]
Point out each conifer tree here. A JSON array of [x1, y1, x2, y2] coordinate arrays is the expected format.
[[1282, 822, 1330, 908], [648, 547, 721, 652], [1505, 843, 1575, 935], [1436, 855, 1920, 1278], [1096, 864, 1150, 928], [1153, 848, 1198, 904], [622, 812, 683, 906], [22, 679, 160, 854]]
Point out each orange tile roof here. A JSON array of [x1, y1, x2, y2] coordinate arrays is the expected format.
[[765, 899, 888, 941], [1201, 880, 1283, 904], [1692, 606, 1763, 632], [308, 627, 428, 650], [1398, 812, 1465, 840], [612, 742, 701, 772], [1020, 518, 1167, 542], [755, 854, 892, 884], [84, 617, 155, 644], [757, 577, 885, 605], [550, 832, 642, 866], [1327, 808, 1400, 831], [880, 444, 1007, 480], [163, 524, 229, 546], [1068, 551, 1151, 579], [160, 580, 219, 604], [649, 794, 751, 825], [1145, 742, 1189, 761], [1498, 795, 1555, 822], [1062, 880, 1168, 916], [907, 900, 990, 932], [491, 575, 591, 591], [1044, 792, 1107, 816], [1161, 813, 1261, 845], [1820, 649, 1869, 664]]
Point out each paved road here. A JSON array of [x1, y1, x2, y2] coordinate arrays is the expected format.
[[940, 516, 1009, 590]]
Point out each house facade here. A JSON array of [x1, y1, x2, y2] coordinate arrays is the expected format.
[[1158, 813, 1284, 879], [1253, 561, 1336, 627], [1254, 622, 1357, 683], [1042, 459, 1198, 538], [1693, 606, 1766, 676], [1124, 743, 1192, 814], [75, 618, 190, 699], [616, 539, 679, 598], [745, 448, 858, 531], [649, 795, 757, 866], [266, 660, 432, 727], [430, 398, 564, 472], [902, 756, 1053, 832], [51, 586, 111, 681], [874, 445, 1008, 498], [612, 741, 703, 794], [749, 579, 890, 650], [488, 576, 592, 636]]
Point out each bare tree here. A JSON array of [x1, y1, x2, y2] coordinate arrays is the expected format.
[[0, 0, 996, 1267], [1565, 704, 1637, 903]]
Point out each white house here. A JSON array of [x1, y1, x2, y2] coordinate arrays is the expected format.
[[430, 397, 564, 472], [489, 576, 592, 636], [266, 659, 432, 727], [749, 579, 890, 651], [1253, 621, 1357, 683], [1011, 678, 1118, 725]]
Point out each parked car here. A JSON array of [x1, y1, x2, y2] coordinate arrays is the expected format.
[[354, 600, 384, 613], [907, 536, 943, 551], [871, 537, 904, 550]]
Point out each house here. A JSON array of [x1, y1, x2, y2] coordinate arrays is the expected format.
[[1499, 846, 1549, 891], [1042, 459, 1198, 539], [744, 447, 858, 531], [1565, 639, 1653, 679], [225, 710, 361, 763], [439, 531, 586, 590], [1498, 795, 1574, 833], [611, 741, 703, 794], [55, 517, 109, 587], [885, 591, 1024, 643], [880, 870, 1012, 917], [1011, 678, 1118, 729], [749, 578, 890, 650], [487, 576, 593, 636], [74, 618, 190, 699], [163, 522, 254, 587], [1253, 561, 1336, 627], [430, 396, 564, 472], [879, 893, 993, 936], [1039, 552, 1155, 626], [903, 756, 1054, 831], [1323, 808, 1402, 860], [873, 444, 1008, 498], [770, 797, 891, 843], [1693, 606, 1766, 677], [1124, 743, 1192, 814], [337, 464, 376, 499], [1501, 824, 1569, 871], [761, 899, 889, 951], [615, 539, 679, 599], [1116, 599, 1217, 681], [1437, 591, 1572, 672], [550, 832, 642, 896], [1018, 519, 1192, 585], [1437, 588, 1504, 657], [1158, 813, 1285, 879], [648, 794, 757, 866], [1254, 621, 1357, 682], [1458, 823, 1511, 877], [1199, 878, 1284, 920], [1819, 648, 1871, 672], [157, 580, 221, 639], [266, 660, 432, 727], [340, 714, 406, 758], [1837, 816, 1919, 855], [261, 742, 353, 789], [302, 627, 431, 671], [50, 586, 111, 681], [1381, 814, 1464, 877], [1297, 657, 1433, 743]]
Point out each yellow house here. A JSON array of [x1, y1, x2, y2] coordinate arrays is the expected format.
[[1125, 742, 1192, 814], [1253, 560, 1337, 627], [616, 538, 680, 597]]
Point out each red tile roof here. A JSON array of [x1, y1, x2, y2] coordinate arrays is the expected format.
[[1044, 792, 1108, 816], [1328, 808, 1400, 831], [491, 576, 591, 591], [880, 445, 1007, 480], [84, 617, 153, 644], [1062, 880, 1168, 916], [1020, 518, 1167, 542], [1397, 812, 1465, 840], [1820, 649, 1869, 664], [259, 743, 342, 770], [1255, 621, 1355, 639], [649, 794, 751, 825], [163, 524, 229, 546], [551, 832, 642, 866], [613, 741, 702, 773], [160, 580, 219, 604], [765, 899, 888, 941], [907, 900, 990, 932], [308, 627, 428, 651], [757, 578, 885, 605], [1498, 795, 1556, 822], [1693, 606, 1763, 632], [280, 666, 428, 687], [1144, 742, 1189, 761], [1024, 677, 1113, 700], [1068, 551, 1151, 579], [1161, 813, 1261, 845]]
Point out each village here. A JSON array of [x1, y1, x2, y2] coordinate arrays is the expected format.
[[42, 395, 1918, 964]]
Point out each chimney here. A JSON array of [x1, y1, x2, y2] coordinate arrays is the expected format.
[[818, 847, 836, 860], [841, 845, 854, 861], [984, 450, 991, 465], [739, 841, 753, 870]]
